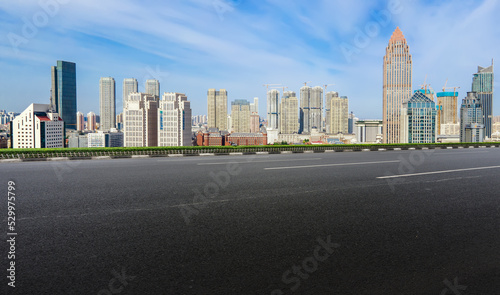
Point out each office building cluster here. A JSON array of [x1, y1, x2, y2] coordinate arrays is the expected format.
[[4, 28, 497, 149], [382, 27, 495, 144]]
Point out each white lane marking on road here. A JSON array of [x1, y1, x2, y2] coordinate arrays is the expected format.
[[430, 151, 490, 155], [198, 158, 322, 166], [264, 160, 400, 170], [377, 165, 500, 179]]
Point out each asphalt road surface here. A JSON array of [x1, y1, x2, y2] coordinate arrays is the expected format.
[[1, 148, 499, 294]]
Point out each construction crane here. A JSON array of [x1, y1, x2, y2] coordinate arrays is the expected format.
[[442, 79, 460, 94], [443, 86, 460, 94], [263, 84, 281, 92], [303, 81, 312, 87], [323, 84, 335, 92], [419, 75, 430, 93], [281, 86, 289, 93]]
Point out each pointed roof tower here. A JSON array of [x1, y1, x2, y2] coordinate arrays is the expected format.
[[389, 27, 406, 44]]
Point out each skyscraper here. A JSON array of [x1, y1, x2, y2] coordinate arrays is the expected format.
[[158, 93, 192, 146], [471, 62, 494, 137], [325, 91, 339, 134], [207, 89, 228, 131], [383, 27, 412, 143], [279, 91, 299, 134], [250, 97, 259, 114], [436, 91, 459, 135], [87, 111, 97, 131], [76, 111, 84, 131], [123, 93, 158, 147], [267, 89, 280, 130], [300, 86, 323, 134], [51, 60, 77, 130], [250, 97, 260, 133], [400, 91, 436, 143], [99, 77, 116, 131], [146, 79, 160, 98], [123, 78, 138, 102], [231, 99, 251, 133], [331, 96, 349, 134], [460, 92, 485, 142]]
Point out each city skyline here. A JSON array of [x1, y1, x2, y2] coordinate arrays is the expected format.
[[1, 0, 499, 119]]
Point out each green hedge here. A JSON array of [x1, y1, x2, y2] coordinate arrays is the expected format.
[[0, 142, 497, 156]]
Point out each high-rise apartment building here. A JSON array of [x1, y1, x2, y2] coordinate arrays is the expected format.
[[231, 99, 251, 133], [76, 111, 84, 131], [11, 104, 64, 149], [207, 89, 228, 131], [146, 79, 160, 98], [331, 96, 349, 134], [123, 93, 158, 147], [250, 97, 260, 133], [158, 92, 192, 146], [460, 92, 485, 142], [400, 91, 436, 143], [99, 77, 116, 130], [300, 86, 323, 134], [87, 111, 97, 131], [279, 91, 299, 134], [123, 78, 138, 103], [436, 91, 459, 135], [250, 97, 259, 114], [325, 91, 339, 134], [267, 89, 280, 130], [383, 27, 412, 143], [471, 62, 494, 137], [51, 60, 77, 130]]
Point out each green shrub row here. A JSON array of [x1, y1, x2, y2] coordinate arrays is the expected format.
[[0, 142, 497, 156]]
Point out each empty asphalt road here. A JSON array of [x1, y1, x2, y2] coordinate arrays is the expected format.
[[1, 148, 500, 294]]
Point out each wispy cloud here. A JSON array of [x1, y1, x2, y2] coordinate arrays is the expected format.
[[0, 0, 498, 118]]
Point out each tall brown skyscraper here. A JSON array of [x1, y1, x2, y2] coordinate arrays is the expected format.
[[383, 27, 412, 143]]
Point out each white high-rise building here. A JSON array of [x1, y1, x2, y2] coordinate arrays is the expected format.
[[267, 90, 279, 130], [146, 79, 160, 98], [279, 91, 299, 134], [331, 96, 349, 134], [300, 86, 323, 133], [100, 77, 116, 130], [12, 104, 64, 149], [123, 78, 138, 103], [325, 91, 339, 134], [250, 97, 259, 114], [158, 92, 192, 146], [123, 93, 158, 147]]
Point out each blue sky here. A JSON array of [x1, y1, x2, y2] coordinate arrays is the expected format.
[[1, 0, 499, 119]]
